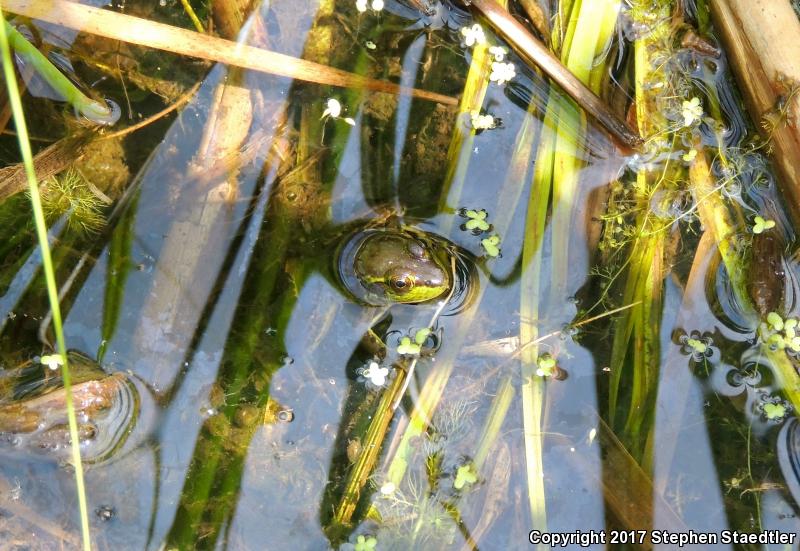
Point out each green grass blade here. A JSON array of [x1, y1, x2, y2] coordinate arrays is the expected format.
[[99, 192, 137, 361], [3, 19, 114, 123], [0, 6, 92, 550], [437, 0, 507, 231], [437, 40, 491, 219], [545, 0, 621, 299], [520, 129, 550, 536], [473, 375, 514, 471], [179, 0, 204, 33]]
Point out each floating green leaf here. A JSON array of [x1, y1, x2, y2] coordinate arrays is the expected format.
[[454, 463, 478, 490], [764, 402, 786, 420], [414, 327, 431, 345], [752, 215, 776, 234], [481, 234, 501, 257], [397, 336, 421, 356]]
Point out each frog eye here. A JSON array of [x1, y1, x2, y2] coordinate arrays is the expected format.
[[387, 273, 415, 294]]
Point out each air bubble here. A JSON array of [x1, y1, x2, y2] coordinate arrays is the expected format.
[[95, 505, 116, 521]]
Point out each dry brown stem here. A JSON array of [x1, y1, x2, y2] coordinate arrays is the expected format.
[[3, 0, 457, 106], [0, 136, 89, 201], [710, 0, 800, 225]]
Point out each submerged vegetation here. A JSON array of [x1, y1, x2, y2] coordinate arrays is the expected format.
[[0, 0, 800, 549]]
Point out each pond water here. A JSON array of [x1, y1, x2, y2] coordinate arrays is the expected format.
[[0, 0, 799, 549]]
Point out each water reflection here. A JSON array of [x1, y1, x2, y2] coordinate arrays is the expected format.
[[2, 0, 800, 549]]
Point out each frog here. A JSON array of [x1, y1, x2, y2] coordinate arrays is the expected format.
[[268, 137, 459, 310], [336, 225, 454, 307], [0, 351, 142, 463]]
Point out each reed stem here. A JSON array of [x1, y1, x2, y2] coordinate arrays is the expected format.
[[180, 0, 205, 33]]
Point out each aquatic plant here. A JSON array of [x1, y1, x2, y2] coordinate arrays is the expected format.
[[37, 168, 107, 233], [678, 332, 715, 362], [2, 20, 117, 124], [453, 463, 478, 490], [535, 354, 556, 377], [758, 395, 791, 423], [396, 336, 421, 356], [438, 9, 507, 215], [360, 360, 390, 387], [458, 208, 491, 233], [480, 234, 501, 257], [751, 215, 775, 234]]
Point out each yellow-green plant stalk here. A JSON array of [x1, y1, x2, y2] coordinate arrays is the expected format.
[[3, 19, 116, 124], [0, 7, 92, 551], [553, 0, 577, 55], [679, 55, 800, 418], [605, 0, 675, 466], [438, 1, 507, 223], [608, 224, 665, 446], [519, 195, 548, 535], [437, 44, 489, 217], [687, 147, 750, 313], [519, 86, 554, 539], [526, 0, 622, 302], [516, 0, 620, 534], [545, 0, 621, 298], [689, 136, 800, 415], [179, 0, 205, 33], [473, 374, 515, 470], [333, 365, 407, 526]]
